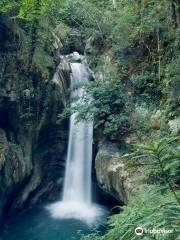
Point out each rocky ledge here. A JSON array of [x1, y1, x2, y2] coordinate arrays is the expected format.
[[95, 142, 139, 204]]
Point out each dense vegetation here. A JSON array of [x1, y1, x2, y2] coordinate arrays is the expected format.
[[1, 0, 180, 239], [58, 1, 180, 239]]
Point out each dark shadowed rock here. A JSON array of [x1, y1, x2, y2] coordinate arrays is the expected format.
[[0, 17, 69, 219]]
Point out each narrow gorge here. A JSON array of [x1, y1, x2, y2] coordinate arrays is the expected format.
[[0, 1, 179, 240]]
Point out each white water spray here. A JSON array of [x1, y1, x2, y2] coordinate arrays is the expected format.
[[47, 56, 106, 225]]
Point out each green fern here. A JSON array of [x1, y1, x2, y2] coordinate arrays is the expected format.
[[81, 186, 180, 240], [131, 137, 180, 205]]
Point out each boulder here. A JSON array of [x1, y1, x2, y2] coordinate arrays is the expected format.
[[69, 51, 82, 62], [95, 143, 139, 204]]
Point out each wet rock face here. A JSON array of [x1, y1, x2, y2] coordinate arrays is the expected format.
[[95, 143, 138, 204], [0, 19, 70, 219]]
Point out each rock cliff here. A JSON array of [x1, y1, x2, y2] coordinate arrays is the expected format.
[[0, 17, 70, 219]]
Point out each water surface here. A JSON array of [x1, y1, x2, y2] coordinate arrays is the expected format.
[[0, 206, 105, 240]]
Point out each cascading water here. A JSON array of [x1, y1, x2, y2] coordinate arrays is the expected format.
[[63, 63, 93, 205], [47, 54, 106, 226]]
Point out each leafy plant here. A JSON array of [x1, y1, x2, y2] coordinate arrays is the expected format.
[[58, 78, 131, 140], [130, 137, 180, 204], [105, 186, 180, 240], [81, 186, 180, 240]]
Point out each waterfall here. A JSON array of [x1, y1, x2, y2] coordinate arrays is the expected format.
[[47, 54, 105, 226], [63, 63, 93, 204]]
